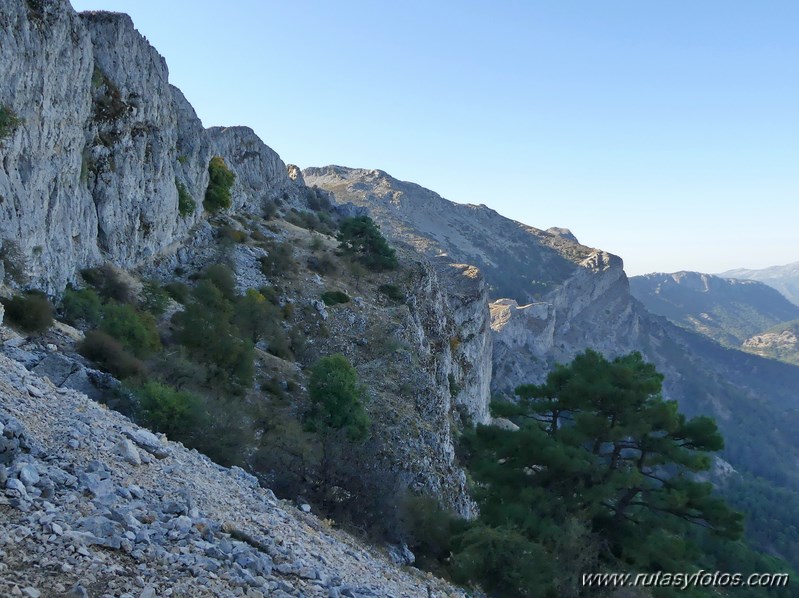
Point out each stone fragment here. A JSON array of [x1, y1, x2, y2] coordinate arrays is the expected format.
[[117, 439, 142, 465]]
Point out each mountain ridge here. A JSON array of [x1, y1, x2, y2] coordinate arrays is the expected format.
[[629, 270, 799, 349], [721, 261, 799, 307]]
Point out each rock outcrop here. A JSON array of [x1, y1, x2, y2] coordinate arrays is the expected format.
[[207, 126, 306, 212], [0, 1, 301, 293], [0, 0, 99, 293]]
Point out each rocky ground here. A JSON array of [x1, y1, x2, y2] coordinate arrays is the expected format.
[[0, 349, 471, 598]]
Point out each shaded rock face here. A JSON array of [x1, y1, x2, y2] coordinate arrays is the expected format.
[[0, 2, 302, 294], [345, 254, 491, 518]]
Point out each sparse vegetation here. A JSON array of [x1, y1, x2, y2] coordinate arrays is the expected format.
[[163, 281, 190, 304], [0, 239, 28, 284], [307, 253, 336, 275], [378, 283, 404, 302], [91, 67, 129, 122], [176, 178, 195, 217], [140, 281, 171, 316], [0, 105, 21, 140], [204, 156, 235, 212], [259, 241, 295, 277], [218, 225, 247, 244]]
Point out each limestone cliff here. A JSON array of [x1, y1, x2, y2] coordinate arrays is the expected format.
[[0, 1, 303, 293], [303, 166, 640, 393]]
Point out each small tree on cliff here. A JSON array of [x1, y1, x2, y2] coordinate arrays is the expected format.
[[305, 353, 370, 443], [337, 216, 398, 272]]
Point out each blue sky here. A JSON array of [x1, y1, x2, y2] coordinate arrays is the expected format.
[[70, 0, 798, 275]]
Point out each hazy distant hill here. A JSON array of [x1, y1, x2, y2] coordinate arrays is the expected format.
[[721, 261, 799, 307], [629, 271, 799, 347]]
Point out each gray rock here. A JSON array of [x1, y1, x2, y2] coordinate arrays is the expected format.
[[6, 477, 28, 499], [117, 439, 142, 465], [124, 428, 171, 459], [66, 585, 89, 598], [19, 464, 40, 488], [31, 354, 81, 387]]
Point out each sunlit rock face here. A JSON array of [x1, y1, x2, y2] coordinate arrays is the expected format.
[[0, 3, 306, 293]]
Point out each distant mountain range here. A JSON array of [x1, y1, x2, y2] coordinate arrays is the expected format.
[[721, 261, 799, 307], [629, 271, 799, 348]]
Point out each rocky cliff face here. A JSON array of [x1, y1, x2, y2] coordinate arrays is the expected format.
[[0, 0, 99, 292], [0, 1, 305, 294], [206, 126, 306, 213], [304, 166, 640, 393]]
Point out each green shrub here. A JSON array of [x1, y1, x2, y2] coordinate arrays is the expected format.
[[204, 156, 235, 212], [321, 290, 350, 306], [262, 200, 278, 220], [2, 293, 53, 333], [163, 281, 190, 304], [307, 253, 336, 275], [80, 264, 134, 304], [286, 210, 317, 231], [449, 525, 555, 595], [337, 216, 397, 272], [306, 354, 370, 442], [233, 289, 282, 343], [259, 242, 295, 277], [308, 234, 325, 252], [176, 179, 195, 217], [173, 283, 253, 392], [61, 286, 102, 326], [398, 495, 464, 569], [260, 377, 286, 399], [0, 105, 21, 140], [135, 380, 205, 440], [258, 285, 281, 305], [100, 302, 161, 357], [200, 263, 237, 301], [140, 281, 171, 316], [0, 239, 27, 284], [218, 225, 247, 244], [78, 330, 144, 379], [378, 284, 404, 302]]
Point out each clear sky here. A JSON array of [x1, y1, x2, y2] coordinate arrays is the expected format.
[[70, 0, 798, 276]]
